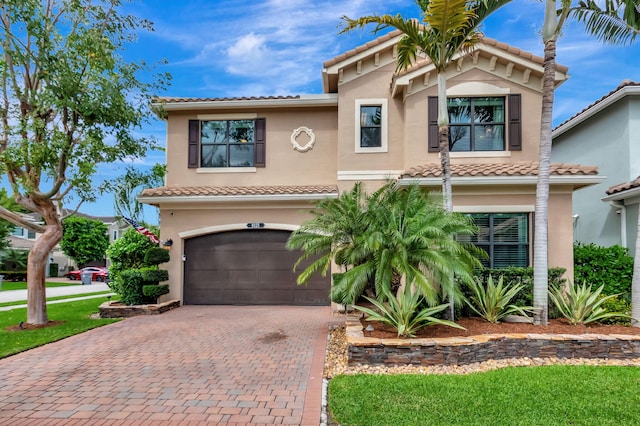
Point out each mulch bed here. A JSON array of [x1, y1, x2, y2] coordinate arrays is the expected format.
[[361, 316, 640, 339], [5, 320, 65, 331]]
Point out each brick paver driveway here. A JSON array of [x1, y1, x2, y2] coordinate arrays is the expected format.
[[0, 305, 335, 425]]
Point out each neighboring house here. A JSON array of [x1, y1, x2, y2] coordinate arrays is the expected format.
[[142, 31, 603, 306], [552, 81, 640, 255]]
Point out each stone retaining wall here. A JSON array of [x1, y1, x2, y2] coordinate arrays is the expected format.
[[345, 316, 640, 366], [98, 299, 181, 318]]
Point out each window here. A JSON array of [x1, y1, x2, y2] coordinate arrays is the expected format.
[[468, 213, 529, 268], [428, 95, 521, 153], [188, 118, 265, 168], [27, 230, 36, 239], [448, 97, 505, 151], [11, 227, 24, 237], [355, 99, 388, 153]]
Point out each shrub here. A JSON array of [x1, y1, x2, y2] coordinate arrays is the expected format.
[[142, 284, 169, 300], [144, 247, 170, 265], [548, 282, 631, 325], [597, 294, 631, 326], [141, 268, 169, 283], [465, 275, 537, 323], [354, 286, 465, 337], [574, 243, 633, 296], [118, 269, 152, 305]]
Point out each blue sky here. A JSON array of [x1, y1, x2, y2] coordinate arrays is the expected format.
[[83, 0, 639, 219]]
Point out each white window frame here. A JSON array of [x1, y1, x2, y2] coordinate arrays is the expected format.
[[355, 98, 388, 153]]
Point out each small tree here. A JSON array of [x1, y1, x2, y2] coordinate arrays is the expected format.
[[141, 247, 170, 303], [60, 217, 109, 267], [106, 227, 158, 294]]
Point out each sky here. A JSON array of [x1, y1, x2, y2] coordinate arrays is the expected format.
[[79, 0, 639, 220]]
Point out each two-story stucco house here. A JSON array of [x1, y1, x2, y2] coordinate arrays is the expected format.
[[141, 31, 603, 306], [553, 80, 640, 256]]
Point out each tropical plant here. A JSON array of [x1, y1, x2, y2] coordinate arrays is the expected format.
[[548, 282, 631, 325], [103, 164, 166, 223], [355, 285, 465, 337], [0, 0, 169, 324], [288, 182, 482, 307], [465, 275, 537, 323], [339, 0, 512, 213], [60, 217, 109, 268], [533, 0, 640, 326]]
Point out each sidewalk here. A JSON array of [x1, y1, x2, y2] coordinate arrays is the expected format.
[[0, 281, 113, 310]]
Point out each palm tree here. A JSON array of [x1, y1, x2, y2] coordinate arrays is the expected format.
[[533, 1, 639, 325], [339, 0, 511, 317], [288, 182, 482, 307], [339, 0, 511, 213]]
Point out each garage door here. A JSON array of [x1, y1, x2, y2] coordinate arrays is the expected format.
[[183, 229, 330, 305]]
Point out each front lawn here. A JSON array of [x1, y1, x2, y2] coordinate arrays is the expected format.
[[329, 366, 640, 425], [0, 297, 120, 358], [1, 280, 76, 291]]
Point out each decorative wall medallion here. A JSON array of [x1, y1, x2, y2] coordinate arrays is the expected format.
[[290, 126, 316, 152]]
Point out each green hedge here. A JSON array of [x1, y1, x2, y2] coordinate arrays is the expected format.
[[0, 271, 27, 281], [142, 284, 170, 300], [574, 243, 633, 297]]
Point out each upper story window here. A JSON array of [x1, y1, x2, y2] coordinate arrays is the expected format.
[[448, 97, 505, 152], [428, 94, 521, 153], [355, 99, 388, 153], [201, 120, 255, 167], [188, 117, 266, 169], [11, 227, 24, 237]]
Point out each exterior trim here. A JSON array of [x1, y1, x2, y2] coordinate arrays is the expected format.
[[449, 151, 511, 159], [602, 186, 640, 203], [337, 170, 403, 181], [197, 113, 257, 120], [179, 223, 300, 239], [196, 167, 257, 174], [453, 205, 534, 213]]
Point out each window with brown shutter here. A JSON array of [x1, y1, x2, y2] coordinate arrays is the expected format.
[[507, 94, 522, 151]]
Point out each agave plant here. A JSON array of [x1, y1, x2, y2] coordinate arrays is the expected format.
[[354, 285, 465, 338], [465, 275, 537, 324], [548, 282, 631, 325]]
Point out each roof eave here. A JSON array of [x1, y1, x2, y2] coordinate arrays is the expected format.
[[399, 175, 605, 188], [553, 85, 640, 138], [153, 94, 338, 111], [138, 192, 339, 205], [601, 186, 640, 202]]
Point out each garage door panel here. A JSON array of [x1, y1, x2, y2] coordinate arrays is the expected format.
[[184, 229, 330, 305]]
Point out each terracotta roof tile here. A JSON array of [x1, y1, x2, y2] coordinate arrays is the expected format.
[[323, 30, 567, 73], [152, 95, 300, 103], [140, 185, 338, 198], [606, 176, 640, 195], [401, 162, 598, 178], [554, 80, 640, 130]]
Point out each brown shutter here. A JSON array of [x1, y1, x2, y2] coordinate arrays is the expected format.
[[428, 96, 439, 152], [254, 118, 266, 167], [188, 120, 199, 168], [508, 94, 522, 151]]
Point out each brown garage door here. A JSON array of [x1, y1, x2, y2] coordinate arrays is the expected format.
[[183, 229, 330, 305]]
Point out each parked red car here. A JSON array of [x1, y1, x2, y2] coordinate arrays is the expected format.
[[65, 267, 109, 282]]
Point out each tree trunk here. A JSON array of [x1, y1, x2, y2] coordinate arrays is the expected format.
[[533, 37, 557, 326], [632, 207, 640, 327], [26, 202, 63, 325]]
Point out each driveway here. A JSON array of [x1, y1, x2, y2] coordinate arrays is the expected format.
[[0, 305, 336, 425]]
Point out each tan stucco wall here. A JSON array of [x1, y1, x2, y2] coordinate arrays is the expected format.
[[165, 107, 338, 187]]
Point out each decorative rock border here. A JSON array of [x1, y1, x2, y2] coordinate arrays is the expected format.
[[345, 316, 640, 366], [98, 299, 180, 318]]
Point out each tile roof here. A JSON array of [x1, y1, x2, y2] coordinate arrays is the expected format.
[[152, 95, 301, 103], [323, 30, 568, 73], [554, 80, 640, 130], [606, 176, 640, 195], [402, 162, 599, 178], [140, 185, 339, 198]]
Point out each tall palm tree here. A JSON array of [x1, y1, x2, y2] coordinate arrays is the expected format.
[[288, 181, 482, 306], [339, 0, 511, 213], [533, 0, 639, 325]]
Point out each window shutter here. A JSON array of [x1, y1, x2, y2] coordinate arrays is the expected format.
[[254, 118, 266, 167], [428, 96, 439, 152], [508, 94, 522, 151], [188, 120, 199, 168]]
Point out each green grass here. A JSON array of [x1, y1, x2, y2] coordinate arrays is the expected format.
[[1, 280, 76, 291], [329, 366, 640, 425], [0, 297, 120, 358], [0, 291, 114, 308]]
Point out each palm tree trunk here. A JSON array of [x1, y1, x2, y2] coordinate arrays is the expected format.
[[26, 203, 63, 325], [533, 37, 557, 326], [631, 208, 640, 327]]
